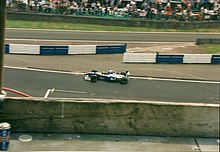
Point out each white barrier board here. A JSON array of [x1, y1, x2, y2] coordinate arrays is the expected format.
[[123, 53, 156, 63], [183, 54, 212, 63], [69, 45, 96, 54], [10, 44, 40, 54]]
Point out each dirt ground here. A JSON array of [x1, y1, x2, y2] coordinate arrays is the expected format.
[[126, 42, 205, 54]]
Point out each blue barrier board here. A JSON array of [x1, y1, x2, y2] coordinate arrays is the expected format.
[[4, 44, 9, 54], [156, 55, 184, 64], [211, 55, 220, 64], [40, 46, 68, 55], [96, 44, 126, 54]]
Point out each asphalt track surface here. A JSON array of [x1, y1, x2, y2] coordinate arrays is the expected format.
[[3, 67, 219, 104], [6, 28, 220, 42]]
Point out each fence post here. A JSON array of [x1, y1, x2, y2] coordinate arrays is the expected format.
[[0, 0, 6, 99]]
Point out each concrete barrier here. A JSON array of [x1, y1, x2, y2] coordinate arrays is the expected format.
[[183, 54, 212, 63], [1, 98, 219, 138], [123, 53, 220, 64], [123, 53, 156, 63], [5, 44, 126, 55], [69, 45, 96, 54], [10, 44, 40, 54]]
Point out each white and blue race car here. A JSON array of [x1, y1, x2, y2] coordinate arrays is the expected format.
[[84, 69, 130, 84]]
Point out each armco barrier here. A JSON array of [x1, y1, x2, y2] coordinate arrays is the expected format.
[[5, 44, 126, 55], [1, 98, 219, 137], [123, 53, 220, 64], [211, 54, 220, 64]]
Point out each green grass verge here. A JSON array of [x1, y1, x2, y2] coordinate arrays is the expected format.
[[6, 19, 220, 54], [198, 44, 220, 54], [6, 19, 220, 33]]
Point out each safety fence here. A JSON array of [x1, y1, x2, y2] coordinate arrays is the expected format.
[[123, 53, 220, 64], [4, 44, 126, 55]]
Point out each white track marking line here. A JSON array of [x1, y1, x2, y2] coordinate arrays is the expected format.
[[5, 66, 219, 84], [44, 88, 87, 98], [4, 66, 84, 75], [55, 89, 87, 94], [44, 89, 50, 98], [44, 88, 54, 98], [131, 76, 220, 84], [61, 103, 64, 118]]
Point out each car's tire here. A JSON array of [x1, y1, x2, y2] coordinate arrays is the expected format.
[[90, 75, 97, 82], [120, 78, 128, 84]]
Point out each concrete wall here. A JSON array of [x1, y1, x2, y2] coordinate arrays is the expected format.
[[7, 12, 220, 29], [1, 98, 219, 137]]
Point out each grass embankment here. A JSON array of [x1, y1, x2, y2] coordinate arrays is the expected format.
[[199, 44, 220, 54], [6, 20, 220, 54]]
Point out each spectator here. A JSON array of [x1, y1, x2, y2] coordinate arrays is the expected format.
[[110, 0, 115, 6], [130, 0, 136, 9], [150, 4, 157, 19], [156, 2, 163, 19], [141, 0, 148, 10], [70, 0, 79, 15], [164, 3, 172, 19], [10, 0, 219, 21]]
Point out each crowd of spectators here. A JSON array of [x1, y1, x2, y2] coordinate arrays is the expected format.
[[9, 0, 220, 21]]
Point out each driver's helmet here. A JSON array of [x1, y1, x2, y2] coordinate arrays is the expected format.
[[108, 69, 116, 74]]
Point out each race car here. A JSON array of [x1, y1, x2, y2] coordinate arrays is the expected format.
[[84, 69, 130, 84]]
